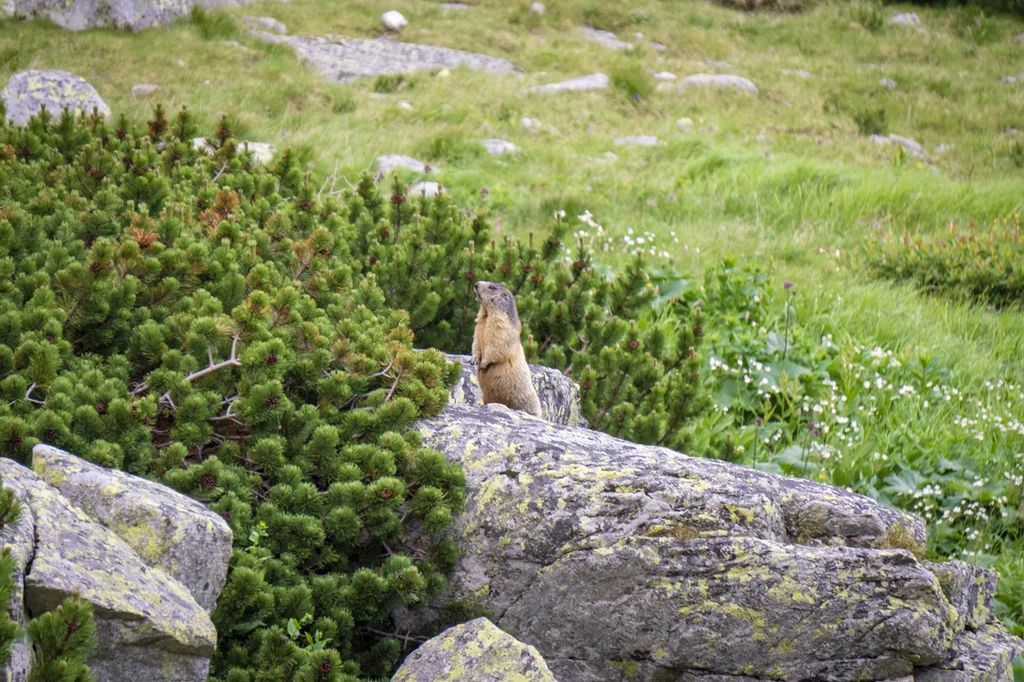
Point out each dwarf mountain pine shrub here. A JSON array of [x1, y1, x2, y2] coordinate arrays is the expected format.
[[360, 176, 711, 451], [0, 101, 711, 679]]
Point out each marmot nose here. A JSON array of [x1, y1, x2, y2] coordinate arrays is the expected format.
[[474, 281, 482, 293]]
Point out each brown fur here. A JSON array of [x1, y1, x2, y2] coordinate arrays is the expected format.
[[472, 281, 542, 417]]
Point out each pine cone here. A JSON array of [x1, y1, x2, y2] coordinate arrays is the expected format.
[[202, 475, 217, 490], [266, 396, 279, 409]]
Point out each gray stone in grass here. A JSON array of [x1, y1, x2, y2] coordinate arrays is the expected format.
[[2, 70, 110, 126], [613, 135, 660, 147], [409, 181, 443, 197], [890, 12, 921, 26], [525, 72, 609, 94], [249, 32, 519, 83], [679, 73, 758, 93], [243, 15, 286, 33], [481, 139, 521, 155], [582, 27, 634, 51]]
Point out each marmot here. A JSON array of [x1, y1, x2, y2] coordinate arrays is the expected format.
[[472, 281, 542, 417]]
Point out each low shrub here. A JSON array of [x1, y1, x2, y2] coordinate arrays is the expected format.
[[863, 216, 1024, 306], [0, 103, 712, 679]]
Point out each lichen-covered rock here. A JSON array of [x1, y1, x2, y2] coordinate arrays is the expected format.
[[916, 625, 1022, 682], [3, 0, 189, 31], [32, 444, 232, 612], [249, 32, 520, 83], [392, 617, 556, 682], [0, 459, 217, 682], [1, 475, 33, 682], [926, 560, 997, 632], [1, 70, 111, 126], [397, 405, 1022, 682], [446, 354, 585, 427]]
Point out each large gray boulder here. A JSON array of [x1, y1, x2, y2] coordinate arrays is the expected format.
[[1, 70, 111, 126], [446, 354, 585, 427], [398, 403, 1022, 682], [33, 444, 232, 612], [249, 32, 520, 83], [2, 0, 188, 30], [0, 458, 218, 682], [1, 471, 34, 682], [392, 617, 556, 682]]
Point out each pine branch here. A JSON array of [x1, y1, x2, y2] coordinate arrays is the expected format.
[[131, 335, 241, 396]]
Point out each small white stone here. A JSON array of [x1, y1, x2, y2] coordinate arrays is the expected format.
[[529, 2, 545, 13], [397, 100, 413, 110], [781, 69, 811, 79], [436, 68, 450, 78], [381, 10, 408, 31], [879, 78, 897, 90], [676, 117, 694, 130], [410, 181, 443, 197], [654, 71, 676, 80]]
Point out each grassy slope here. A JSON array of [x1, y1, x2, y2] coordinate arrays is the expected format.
[[4, 0, 1022, 382]]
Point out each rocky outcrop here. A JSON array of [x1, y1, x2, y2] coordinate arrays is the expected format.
[[398, 402, 1022, 682], [1, 0, 188, 31], [0, 445, 229, 682], [33, 444, 232, 612], [392, 617, 556, 682], [1, 70, 110, 126], [446, 354, 585, 427], [249, 32, 520, 83]]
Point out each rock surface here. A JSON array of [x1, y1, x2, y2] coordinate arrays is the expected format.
[[582, 27, 633, 51], [0, 456, 217, 682], [378, 154, 432, 174], [2, 70, 111, 126], [871, 133, 926, 158], [680, 73, 759, 93], [446, 354, 585, 427], [481, 138, 520, 155], [2, 0, 188, 30], [529, 1, 544, 13], [1, 469, 33, 682], [32, 444, 232, 613], [131, 83, 159, 98], [613, 135, 659, 147], [243, 15, 286, 33], [392, 617, 556, 682], [525, 72, 609, 94], [397, 401, 1022, 682], [410, 181, 444, 197], [880, 77, 897, 90], [250, 32, 519, 82], [890, 12, 921, 26], [242, 141, 276, 165]]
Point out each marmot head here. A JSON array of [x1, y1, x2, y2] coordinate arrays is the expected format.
[[474, 281, 519, 324]]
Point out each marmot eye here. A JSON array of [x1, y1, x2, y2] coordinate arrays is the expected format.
[[489, 285, 497, 290]]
